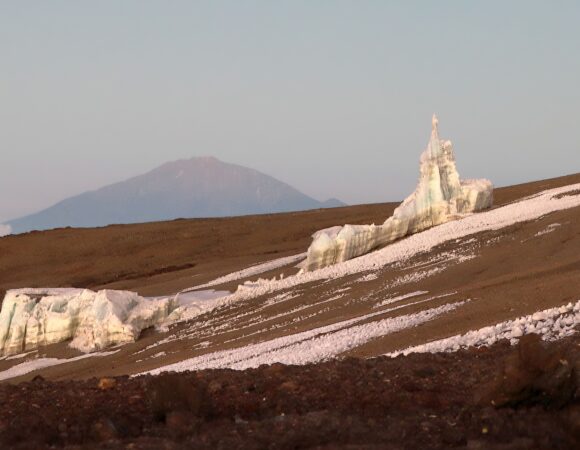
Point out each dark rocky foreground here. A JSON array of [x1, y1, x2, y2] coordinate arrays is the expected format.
[[1, 334, 579, 449]]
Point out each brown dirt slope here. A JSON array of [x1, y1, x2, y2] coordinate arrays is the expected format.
[[1, 173, 579, 383], [1, 172, 579, 301], [12, 192, 578, 383]]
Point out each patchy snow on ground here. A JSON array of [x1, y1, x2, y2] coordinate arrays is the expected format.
[[3, 182, 580, 359], [534, 223, 561, 237], [389, 300, 580, 357], [356, 272, 379, 282], [0, 350, 118, 381], [374, 291, 429, 308], [391, 267, 445, 287], [184, 182, 580, 321], [0, 224, 11, 237], [173, 290, 230, 306], [183, 253, 307, 291], [143, 300, 467, 374]]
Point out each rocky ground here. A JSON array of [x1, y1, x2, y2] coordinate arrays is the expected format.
[[1, 333, 578, 449]]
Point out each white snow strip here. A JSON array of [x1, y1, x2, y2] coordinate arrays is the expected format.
[[375, 291, 429, 308], [391, 267, 444, 287], [389, 299, 580, 356], [142, 301, 466, 374], [174, 290, 230, 306], [534, 223, 561, 237], [264, 291, 300, 306], [356, 273, 379, 282], [5, 350, 37, 361], [0, 350, 118, 382], [170, 183, 580, 323], [183, 253, 307, 291]]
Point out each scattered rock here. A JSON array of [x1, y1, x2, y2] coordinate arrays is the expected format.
[[31, 374, 45, 383], [146, 373, 210, 420], [92, 417, 118, 441], [279, 380, 299, 392], [98, 377, 117, 390], [165, 410, 201, 437], [480, 334, 579, 408], [207, 380, 222, 394]]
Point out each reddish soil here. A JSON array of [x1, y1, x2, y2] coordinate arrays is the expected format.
[[0, 334, 578, 449]]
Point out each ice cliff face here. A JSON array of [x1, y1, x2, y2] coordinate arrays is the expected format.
[[0, 288, 176, 356], [303, 115, 493, 271]]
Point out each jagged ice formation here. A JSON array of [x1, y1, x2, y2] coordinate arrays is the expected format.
[[0, 288, 176, 356], [303, 115, 493, 271]]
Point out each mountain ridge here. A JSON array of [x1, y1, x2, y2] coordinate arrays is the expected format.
[[6, 157, 345, 234]]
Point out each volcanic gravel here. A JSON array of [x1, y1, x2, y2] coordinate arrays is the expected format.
[[0, 334, 578, 449]]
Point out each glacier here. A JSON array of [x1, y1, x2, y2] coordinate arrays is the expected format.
[[0, 288, 176, 356], [303, 115, 493, 271]]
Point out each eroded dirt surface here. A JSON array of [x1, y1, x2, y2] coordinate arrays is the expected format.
[[1, 334, 579, 449]]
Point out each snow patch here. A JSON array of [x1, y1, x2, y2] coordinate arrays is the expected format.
[[0, 350, 118, 381], [190, 181, 580, 321], [391, 267, 444, 287], [375, 291, 429, 308], [142, 300, 467, 374], [389, 300, 580, 356], [534, 223, 561, 237], [174, 289, 230, 306], [184, 253, 306, 291], [356, 272, 379, 282], [0, 224, 11, 237]]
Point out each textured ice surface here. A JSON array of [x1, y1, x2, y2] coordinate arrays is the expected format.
[[0, 288, 176, 356], [303, 115, 493, 271]]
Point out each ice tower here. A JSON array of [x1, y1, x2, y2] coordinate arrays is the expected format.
[[303, 115, 493, 271]]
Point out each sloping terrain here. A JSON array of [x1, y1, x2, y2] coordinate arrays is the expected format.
[[2, 172, 579, 301], [0, 201, 393, 302], [5, 156, 345, 234], [1, 173, 580, 449], [0, 173, 579, 382]]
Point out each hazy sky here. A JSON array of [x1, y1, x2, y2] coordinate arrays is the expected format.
[[1, 1, 579, 222]]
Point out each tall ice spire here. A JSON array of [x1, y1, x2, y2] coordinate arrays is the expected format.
[[302, 114, 494, 272], [431, 114, 439, 138], [429, 113, 440, 157]]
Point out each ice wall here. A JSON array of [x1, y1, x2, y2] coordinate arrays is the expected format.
[[304, 115, 493, 271], [0, 288, 176, 356]]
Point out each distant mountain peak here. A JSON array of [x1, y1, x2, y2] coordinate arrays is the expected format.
[[6, 158, 344, 234]]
